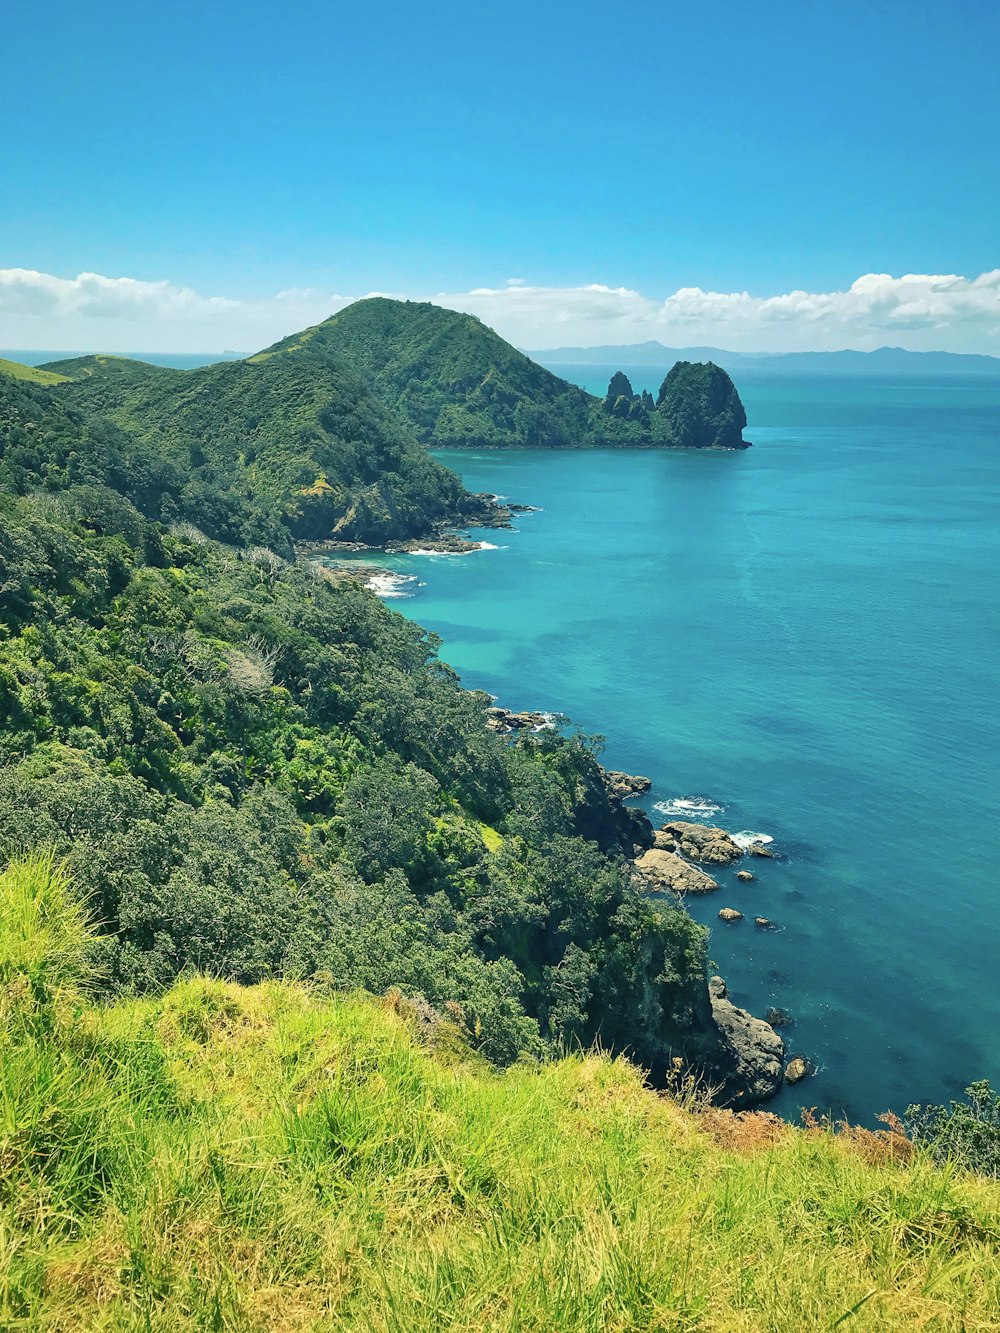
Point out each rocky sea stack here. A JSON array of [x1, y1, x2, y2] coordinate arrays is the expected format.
[[599, 361, 751, 449], [656, 361, 751, 449]]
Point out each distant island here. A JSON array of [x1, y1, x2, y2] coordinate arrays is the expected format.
[[528, 340, 1000, 376]]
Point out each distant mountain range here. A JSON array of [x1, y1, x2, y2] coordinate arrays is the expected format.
[[527, 342, 1000, 376]]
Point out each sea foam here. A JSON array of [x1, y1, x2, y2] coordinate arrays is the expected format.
[[408, 541, 505, 557], [731, 830, 775, 849], [653, 797, 725, 820], [366, 572, 420, 598]]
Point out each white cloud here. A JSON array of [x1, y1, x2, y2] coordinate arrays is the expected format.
[[0, 265, 998, 355], [435, 272, 1000, 351]]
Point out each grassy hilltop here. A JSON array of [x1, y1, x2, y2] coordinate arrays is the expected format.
[[2, 855, 999, 1332]]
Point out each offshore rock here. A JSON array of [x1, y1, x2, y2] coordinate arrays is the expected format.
[[749, 842, 775, 858], [785, 1056, 815, 1084], [634, 848, 719, 895], [706, 976, 785, 1107], [655, 361, 751, 449], [658, 820, 744, 864], [718, 907, 744, 922], [737, 870, 754, 881]]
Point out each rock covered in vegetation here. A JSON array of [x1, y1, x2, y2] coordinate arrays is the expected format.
[[655, 361, 750, 449]]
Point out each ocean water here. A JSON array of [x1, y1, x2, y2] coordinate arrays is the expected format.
[[344, 369, 1000, 1124]]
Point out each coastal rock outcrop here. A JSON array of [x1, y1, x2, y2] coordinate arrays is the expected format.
[[785, 1056, 815, 1084], [656, 820, 744, 864], [602, 769, 652, 801], [718, 907, 744, 922], [485, 706, 552, 733], [737, 870, 754, 881], [634, 848, 719, 895], [706, 976, 785, 1107]]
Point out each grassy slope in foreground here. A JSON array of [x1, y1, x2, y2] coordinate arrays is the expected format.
[[271, 297, 751, 449], [3, 856, 999, 1332]]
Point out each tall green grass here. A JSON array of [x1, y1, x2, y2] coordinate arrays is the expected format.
[[1, 856, 998, 1330]]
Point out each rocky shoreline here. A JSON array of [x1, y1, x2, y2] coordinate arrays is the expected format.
[[308, 506, 812, 1110], [297, 493, 515, 560], [488, 722, 809, 1107]]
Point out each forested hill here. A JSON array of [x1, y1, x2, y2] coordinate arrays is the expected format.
[[0, 351, 763, 1097], [251, 297, 751, 450], [34, 299, 750, 494], [37, 344, 491, 549], [252, 298, 599, 449]]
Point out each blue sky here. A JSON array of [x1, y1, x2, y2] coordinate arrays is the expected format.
[[2, 0, 998, 351]]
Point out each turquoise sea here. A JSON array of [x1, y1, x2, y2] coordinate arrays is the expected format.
[[346, 368, 1000, 1124]]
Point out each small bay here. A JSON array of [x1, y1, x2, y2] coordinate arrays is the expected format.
[[341, 369, 1000, 1124]]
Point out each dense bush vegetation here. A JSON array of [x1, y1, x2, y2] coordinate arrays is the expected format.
[[1, 856, 998, 1330], [0, 406, 710, 1069], [38, 347, 490, 547], [260, 297, 751, 450], [906, 1081, 1000, 1177]]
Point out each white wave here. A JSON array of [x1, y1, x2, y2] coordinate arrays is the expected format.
[[653, 797, 725, 819], [366, 572, 420, 599], [731, 830, 775, 849], [408, 541, 505, 557], [531, 711, 560, 732]]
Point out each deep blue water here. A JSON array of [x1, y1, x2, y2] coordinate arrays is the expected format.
[[343, 369, 1000, 1124]]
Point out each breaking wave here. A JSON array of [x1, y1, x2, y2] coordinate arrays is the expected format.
[[732, 830, 775, 849], [366, 572, 421, 599], [653, 797, 725, 820]]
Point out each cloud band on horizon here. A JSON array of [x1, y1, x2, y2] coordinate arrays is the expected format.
[[1, 266, 998, 355]]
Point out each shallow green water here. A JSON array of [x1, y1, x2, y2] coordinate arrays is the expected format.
[[345, 370, 1000, 1123]]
